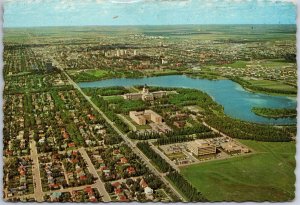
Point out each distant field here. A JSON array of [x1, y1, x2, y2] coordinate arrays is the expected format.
[[4, 24, 296, 44], [226, 59, 295, 69], [180, 140, 295, 202], [260, 59, 295, 68], [68, 69, 108, 77], [226, 61, 248, 68], [84, 70, 109, 77], [246, 79, 296, 93], [67, 69, 111, 82]]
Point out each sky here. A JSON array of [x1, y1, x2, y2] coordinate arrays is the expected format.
[[3, 0, 298, 27]]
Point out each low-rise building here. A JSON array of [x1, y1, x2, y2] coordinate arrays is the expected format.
[[129, 110, 163, 125], [221, 142, 250, 154], [188, 139, 217, 156]]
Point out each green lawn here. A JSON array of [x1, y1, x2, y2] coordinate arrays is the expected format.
[[180, 140, 295, 202], [107, 98, 146, 113], [226, 61, 248, 68], [260, 59, 295, 68], [103, 95, 123, 101], [246, 79, 296, 93], [84, 69, 109, 77], [68, 69, 111, 82], [226, 59, 295, 69]]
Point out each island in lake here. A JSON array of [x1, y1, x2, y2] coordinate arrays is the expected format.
[[251, 107, 297, 119]]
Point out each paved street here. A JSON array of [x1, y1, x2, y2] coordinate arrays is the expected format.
[[30, 140, 44, 202], [78, 147, 111, 202]]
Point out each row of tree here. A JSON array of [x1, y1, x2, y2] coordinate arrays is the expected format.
[[157, 135, 194, 145], [137, 142, 173, 173], [166, 171, 208, 202], [205, 114, 293, 142], [82, 86, 128, 96], [128, 131, 162, 140], [165, 124, 211, 137], [156, 132, 220, 145]]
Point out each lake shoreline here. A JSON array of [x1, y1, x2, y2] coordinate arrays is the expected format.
[[78, 75, 296, 125], [75, 73, 296, 97]]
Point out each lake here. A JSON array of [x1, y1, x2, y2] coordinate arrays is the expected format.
[[78, 75, 297, 125]]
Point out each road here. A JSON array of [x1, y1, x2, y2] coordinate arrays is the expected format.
[[78, 147, 111, 202], [55, 63, 186, 202], [30, 140, 44, 202]]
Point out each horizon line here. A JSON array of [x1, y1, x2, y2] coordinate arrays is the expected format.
[[3, 23, 297, 29]]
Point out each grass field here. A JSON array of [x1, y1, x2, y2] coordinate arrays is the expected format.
[[103, 95, 123, 101], [227, 61, 248, 68], [260, 59, 295, 68], [68, 69, 111, 82], [85, 70, 108, 77], [226, 59, 295, 69], [246, 79, 296, 93], [180, 140, 295, 202]]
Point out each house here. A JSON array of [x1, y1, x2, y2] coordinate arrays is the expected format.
[[118, 194, 128, 202], [113, 149, 120, 155], [103, 169, 110, 176], [115, 188, 123, 195], [126, 166, 136, 175], [120, 157, 128, 164], [139, 178, 148, 188], [112, 182, 121, 188], [144, 187, 153, 195], [50, 192, 62, 202]]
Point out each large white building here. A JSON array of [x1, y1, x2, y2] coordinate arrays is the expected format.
[[123, 85, 167, 101]]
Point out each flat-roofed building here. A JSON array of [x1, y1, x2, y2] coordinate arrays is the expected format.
[[221, 143, 241, 154], [129, 111, 147, 125], [129, 110, 163, 125], [188, 139, 217, 156], [221, 142, 250, 154], [144, 110, 163, 124]]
